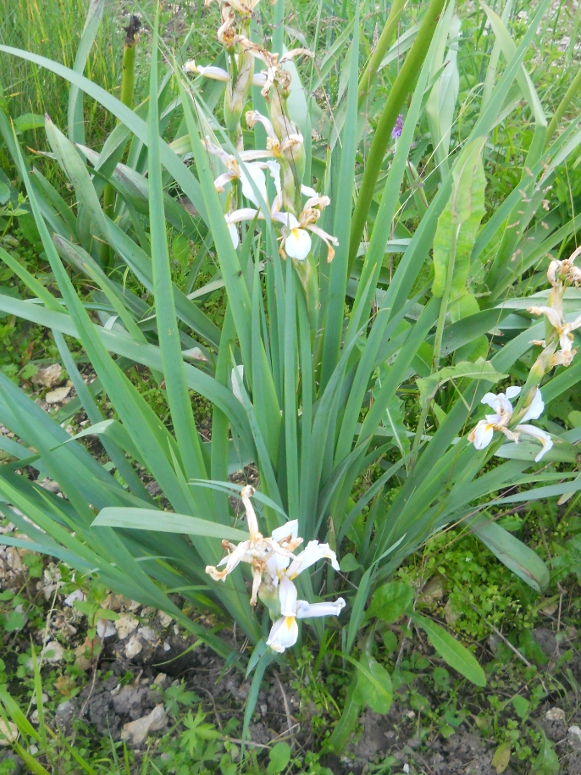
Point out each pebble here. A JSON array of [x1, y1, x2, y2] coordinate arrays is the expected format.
[[40, 479, 61, 493], [43, 641, 64, 662], [158, 611, 173, 627], [546, 707, 565, 721], [45, 386, 71, 404], [64, 589, 85, 607], [0, 720, 18, 746], [569, 725, 581, 749], [115, 614, 139, 640], [5, 548, 23, 573], [97, 619, 116, 639], [153, 673, 168, 687], [137, 626, 158, 643], [121, 705, 168, 747], [125, 635, 143, 658], [31, 363, 62, 388]]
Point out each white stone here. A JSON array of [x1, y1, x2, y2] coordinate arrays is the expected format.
[[569, 725, 581, 749], [31, 363, 62, 388], [64, 589, 85, 607], [5, 548, 23, 572], [121, 705, 168, 747], [43, 641, 64, 662], [115, 614, 139, 640], [546, 707, 565, 721], [45, 386, 71, 404], [125, 635, 143, 659], [97, 619, 116, 639], [40, 479, 61, 493], [0, 720, 18, 746], [158, 611, 173, 627], [137, 626, 158, 643]]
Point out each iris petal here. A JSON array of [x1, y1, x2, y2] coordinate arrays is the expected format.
[[266, 616, 299, 652], [285, 228, 311, 261]]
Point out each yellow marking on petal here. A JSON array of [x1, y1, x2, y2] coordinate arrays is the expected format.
[[284, 616, 295, 630]]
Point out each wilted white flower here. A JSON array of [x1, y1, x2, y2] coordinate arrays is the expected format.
[[206, 485, 301, 605], [245, 110, 304, 158], [547, 249, 581, 288], [235, 40, 313, 97], [203, 139, 276, 205], [467, 386, 553, 462], [206, 487, 345, 652], [529, 305, 581, 367], [205, 0, 261, 15], [183, 60, 230, 81]]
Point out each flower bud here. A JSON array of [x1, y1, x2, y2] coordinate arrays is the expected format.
[[269, 89, 296, 143], [224, 49, 254, 135]]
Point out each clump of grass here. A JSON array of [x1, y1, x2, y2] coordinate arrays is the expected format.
[[0, 0, 121, 148]]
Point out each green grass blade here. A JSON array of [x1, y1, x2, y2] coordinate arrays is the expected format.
[[68, 0, 105, 144], [0, 44, 208, 222], [320, 6, 360, 389], [93, 507, 249, 540], [148, 23, 209, 489]]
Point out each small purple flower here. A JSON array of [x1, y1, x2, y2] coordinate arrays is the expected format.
[[392, 114, 404, 139]]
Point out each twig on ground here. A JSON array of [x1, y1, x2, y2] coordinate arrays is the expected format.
[[200, 686, 224, 732], [275, 672, 297, 740]]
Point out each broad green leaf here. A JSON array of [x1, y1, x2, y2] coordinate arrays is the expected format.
[[469, 514, 550, 592], [432, 136, 487, 321], [511, 696, 530, 719], [339, 553, 361, 572], [495, 440, 577, 464], [492, 742, 511, 774], [353, 649, 393, 714], [326, 677, 363, 754], [366, 581, 414, 624], [531, 734, 559, 775], [13, 113, 45, 133], [93, 507, 249, 541], [412, 613, 486, 686], [417, 358, 507, 409], [267, 743, 291, 775]]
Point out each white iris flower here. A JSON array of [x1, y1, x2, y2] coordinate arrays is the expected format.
[[203, 140, 276, 205], [206, 487, 345, 652], [467, 386, 553, 462], [266, 574, 345, 653], [225, 179, 338, 261]]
